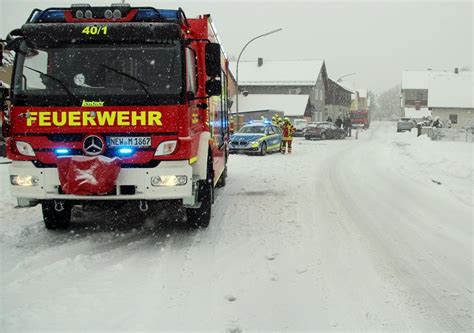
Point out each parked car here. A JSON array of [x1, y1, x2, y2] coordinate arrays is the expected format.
[[229, 122, 282, 155], [304, 122, 346, 140], [397, 118, 416, 132], [293, 119, 308, 137]]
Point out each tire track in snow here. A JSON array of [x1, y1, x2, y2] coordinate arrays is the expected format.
[[322, 124, 472, 331]]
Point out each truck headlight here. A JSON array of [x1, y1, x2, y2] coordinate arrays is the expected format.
[[151, 175, 187, 187], [15, 141, 36, 157], [155, 140, 177, 156], [10, 175, 39, 186]]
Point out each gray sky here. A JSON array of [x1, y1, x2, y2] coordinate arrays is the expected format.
[[1, 0, 472, 93]]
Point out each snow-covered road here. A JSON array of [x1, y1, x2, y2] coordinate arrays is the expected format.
[[1, 121, 472, 331]]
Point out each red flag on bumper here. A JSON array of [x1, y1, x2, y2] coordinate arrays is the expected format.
[[57, 156, 122, 195]]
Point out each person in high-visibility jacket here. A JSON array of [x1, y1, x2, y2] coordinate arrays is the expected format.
[[272, 114, 283, 127], [281, 117, 295, 154]]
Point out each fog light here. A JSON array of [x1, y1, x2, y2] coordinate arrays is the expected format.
[[104, 9, 113, 19], [55, 148, 70, 155], [11, 175, 39, 186], [113, 9, 122, 18], [151, 175, 187, 187], [117, 147, 134, 156]]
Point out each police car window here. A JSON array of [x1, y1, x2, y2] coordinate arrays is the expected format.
[[239, 126, 265, 134], [267, 127, 275, 134]]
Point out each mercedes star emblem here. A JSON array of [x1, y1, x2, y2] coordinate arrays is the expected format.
[[82, 135, 105, 156]]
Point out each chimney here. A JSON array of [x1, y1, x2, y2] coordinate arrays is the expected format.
[[454, 67, 459, 74], [257, 58, 263, 67]]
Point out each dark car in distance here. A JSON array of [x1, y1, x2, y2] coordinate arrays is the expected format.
[[304, 122, 346, 140]]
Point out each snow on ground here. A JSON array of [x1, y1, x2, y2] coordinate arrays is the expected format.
[[0, 121, 472, 331]]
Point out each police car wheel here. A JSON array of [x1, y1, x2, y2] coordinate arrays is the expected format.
[[260, 142, 267, 156], [42, 201, 72, 230]]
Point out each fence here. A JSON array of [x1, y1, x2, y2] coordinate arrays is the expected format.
[[421, 127, 474, 142]]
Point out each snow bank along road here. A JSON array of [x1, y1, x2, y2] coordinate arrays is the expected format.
[[0, 121, 472, 331]]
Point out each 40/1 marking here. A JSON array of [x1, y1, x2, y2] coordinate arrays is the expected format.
[[82, 26, 108, 35]]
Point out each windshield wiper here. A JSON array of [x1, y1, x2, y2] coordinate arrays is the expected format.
[[24, 65, 80, 103], [100, 64, 151, 98]]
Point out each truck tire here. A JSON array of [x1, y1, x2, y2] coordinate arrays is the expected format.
[[42, 201, 72, 230], [187, 154, 213, 228]]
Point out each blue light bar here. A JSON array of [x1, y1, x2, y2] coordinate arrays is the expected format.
[[159, 9, 180, 22], [134, 8, 179, 22], [36, 10, 66, 23], [118, 147, 134, 156], [55, 148, 70, 155], [134, 9, 160, 21]]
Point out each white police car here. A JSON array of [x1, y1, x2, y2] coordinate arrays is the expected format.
[[229, 122, 282, 155]]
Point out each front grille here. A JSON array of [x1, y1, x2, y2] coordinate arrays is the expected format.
[[47, 134, 83, 142], [58, 185, 136, 196], [231, 141, 248, 146]]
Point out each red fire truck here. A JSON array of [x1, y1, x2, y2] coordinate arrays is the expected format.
[[350, 110, 370, 129], [0, 4, 231, 229]]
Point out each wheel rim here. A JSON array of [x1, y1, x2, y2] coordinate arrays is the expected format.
[[261, 143, 267, 155], [321, 133, 326, 139]]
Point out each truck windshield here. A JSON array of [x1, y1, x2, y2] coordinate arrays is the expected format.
[[13, 42, 183, 106]]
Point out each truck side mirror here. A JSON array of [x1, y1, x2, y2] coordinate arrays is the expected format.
[[206, 79, 221, 96], [205, 43, 221, 78]]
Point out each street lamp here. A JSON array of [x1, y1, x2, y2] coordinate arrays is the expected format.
[[336, 72, 356, 82], [235, 28, 282, 129]]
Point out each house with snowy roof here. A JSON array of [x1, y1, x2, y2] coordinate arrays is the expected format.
[[428, 71, 473, 129], [325, 78, 353, 121], [401, 70, 433, 118], [229, 59, 328, 121], [402, 68, 473, 127]]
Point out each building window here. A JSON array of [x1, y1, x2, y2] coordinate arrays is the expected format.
[[449, 114, 458, 124], [315, 89, 318, 99], [320, 90, 323, 101]]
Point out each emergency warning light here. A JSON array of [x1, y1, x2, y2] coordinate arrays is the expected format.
[[28, 4, 184, 24]]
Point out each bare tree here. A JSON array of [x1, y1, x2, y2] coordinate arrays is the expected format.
[[374, 84, 401, 120]]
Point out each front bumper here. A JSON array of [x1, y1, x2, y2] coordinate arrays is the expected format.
[[229, 146, 260, 154], [9, 160, 194, 201]]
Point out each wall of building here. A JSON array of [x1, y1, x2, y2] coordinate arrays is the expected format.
[[0, 66, 13, 86], [240, 75, 326, 121], [308, 74, 326, 121], [402, 89, 428, 107], [237, 110, 284, 124], [431, 108, 474, 129], [324, 105, 350, 121]]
